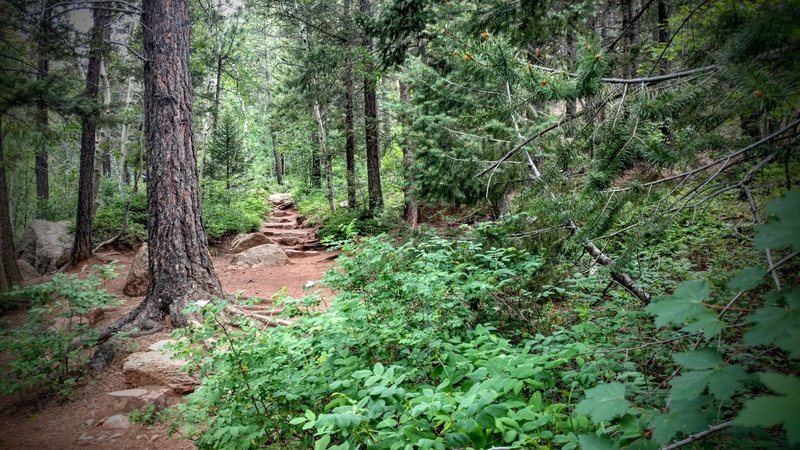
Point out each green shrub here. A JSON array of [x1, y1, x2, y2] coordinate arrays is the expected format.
[[202, 180, 270, 242], [171, 236, 578, 449], [318, 208, 389, 245], [0, 263, 123, 399], [93, 185, 148, 243]]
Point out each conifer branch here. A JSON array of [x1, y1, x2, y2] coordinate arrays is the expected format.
[[606, 117, 800, 193]]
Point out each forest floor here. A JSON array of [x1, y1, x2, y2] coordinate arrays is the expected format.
[[0, 194, 336, 449]]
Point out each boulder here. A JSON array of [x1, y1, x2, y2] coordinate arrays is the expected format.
[[16, 220, 72, 274], [123, 244, 148, 297], [230, 244, 290, 269], [123, 351, 198, 394], [268, 193, 292, 205], [101, 387, 168, 417], [16, 259, 39, 280], [230, 233, 271, 254]]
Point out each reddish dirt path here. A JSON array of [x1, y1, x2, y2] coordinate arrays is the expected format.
[[0, 194, 336, 449]]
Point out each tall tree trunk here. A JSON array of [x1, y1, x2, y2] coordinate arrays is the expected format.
[[212, 52, 223, 132], [263, 45, 283, 185], [398, 80, 417, 227], [271, 131, 282, 185], [139, 0, 223, 326], [564, 31, 576, 120], [310, 133, 322, 188], [342, 0, 356, 208], [0, 116, 22, 286], [360, 0, 383, 211], [657, 0, 669, 75], [71, 4, 110, 264], [35, 0, 51, 205], [313, 102, 335, 213], [93, 57, 112, 217], [100, 58, 112, 177], [119, 75, 134, 186]]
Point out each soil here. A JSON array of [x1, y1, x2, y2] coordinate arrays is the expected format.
[[0, 194, 337, 449]]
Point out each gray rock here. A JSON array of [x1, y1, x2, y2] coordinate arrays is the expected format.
[[101, 387, 168, 416], [16, 220, 72, 274], [123, 244, 148, 297], [101, 414, 130, 429], [230, 244, 290, 269], [230, 233, 271, 253], [123, 351, 198, 394], [268, 193, 292, 205], [16, 259, 39, 280]]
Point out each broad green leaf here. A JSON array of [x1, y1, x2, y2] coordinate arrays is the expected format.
[[673, 349, 722, 370], [727, 267, 765, 291], [577, 433, 617, 450], [670, 364, 747, 401], [575, 382, 630, 423], [754, 191, 800, 251], [745, 288, 800, 348], [735, 373, 800, 445], [646, 281, 711, 328], [647, 281, 722, 338], [314, 434, 331, 450], [649, 398, 712, 445]]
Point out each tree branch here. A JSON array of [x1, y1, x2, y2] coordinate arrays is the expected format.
[[660, 420, 733, 450], [606, 118, 800, 193]]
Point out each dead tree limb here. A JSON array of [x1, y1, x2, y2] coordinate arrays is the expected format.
[[585, 240, 651, 305]]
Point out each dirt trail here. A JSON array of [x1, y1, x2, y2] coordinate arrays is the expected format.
[[0, 193, 336, 449]]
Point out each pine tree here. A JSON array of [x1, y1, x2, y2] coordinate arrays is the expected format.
[[209, 111, 246, 189]]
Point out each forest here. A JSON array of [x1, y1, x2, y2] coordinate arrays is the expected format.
[[0, 0, 798, 448]]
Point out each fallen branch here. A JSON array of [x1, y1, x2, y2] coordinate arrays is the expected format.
[[226, 305, 293, 327], [585, 240, 651, 305], [606, 118, 800, 193], [661, 420, 732, 450]]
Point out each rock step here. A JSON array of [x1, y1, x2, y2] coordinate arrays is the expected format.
[[285, 249, 321, 258], [271, 210, 292, 218], [261, 222, 297, 229], [269, 216, 296, 224], [285, 242, 325, 251], [263, 229, 316, 238]]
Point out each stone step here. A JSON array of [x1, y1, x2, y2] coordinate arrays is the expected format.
[[263, 229, 316, 238], [271, 210, 292, 218], [285, 242, 325, 251], [285, 249, 321, 258], [270, 216, 296, 224], [261, 222, 296, 229]]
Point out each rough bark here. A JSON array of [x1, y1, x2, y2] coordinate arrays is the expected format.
[[361, 0, 383, 211], [398, 80, 417, 227], [71, 4, 110, 264], [0, 116, 22, 286], [342, 0, 356, 208], [35, 0, 51, 204], [136, 0, 223, 327]]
